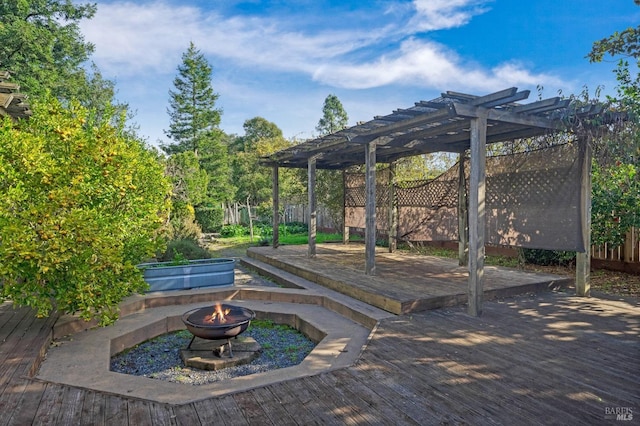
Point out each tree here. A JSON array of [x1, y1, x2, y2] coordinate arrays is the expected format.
[[163, 42, 231, 209], [230, 118, 301, 231], [586, 7, 640, 248], [232, 118, 291, 205], [0, 0, 116, 109], [166, 151, 209, 207], [0, 97, 172, 325], [316, 94, 349, 135], [315, 94, 349, 231], [163, 42, 222, 154]]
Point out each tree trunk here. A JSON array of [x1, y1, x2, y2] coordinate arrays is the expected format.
[[246, 196, 254, 242]]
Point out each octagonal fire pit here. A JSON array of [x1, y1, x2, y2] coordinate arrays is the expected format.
[[181, 304, 255, 358]]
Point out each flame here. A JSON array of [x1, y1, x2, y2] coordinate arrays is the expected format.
[[204, 303, 231, 324]]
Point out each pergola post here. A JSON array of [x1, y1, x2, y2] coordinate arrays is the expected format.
[[365, 141, 377, 275], [576, 140, 592, 296], [343, 170, 349, 244], [468, 114, 487, 317], [308, 156, 317, 258], [388, 162, 397, 253], [272, 165, 279, 248], [458, 152, 468, 266]]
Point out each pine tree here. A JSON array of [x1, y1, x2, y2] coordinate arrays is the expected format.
[[163, 42, 222, 154], [163, 42, 232, 206], [316, 94, 349, 135]]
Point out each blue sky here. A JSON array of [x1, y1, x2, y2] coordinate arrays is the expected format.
[[80, 0, 639, 146]]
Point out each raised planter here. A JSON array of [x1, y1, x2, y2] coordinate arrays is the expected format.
[[138, 258, 235, 292]]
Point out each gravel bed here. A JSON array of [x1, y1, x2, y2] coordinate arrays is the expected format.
[[110, 320, 315, 386]]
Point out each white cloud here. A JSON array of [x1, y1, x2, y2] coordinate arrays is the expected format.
[[84, 0, 563, 93], [311, 39, 566, 92], [409, 0, 492, 31]]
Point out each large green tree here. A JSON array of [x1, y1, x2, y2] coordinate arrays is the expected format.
[[316, 94, 349, 135], [231, 117, 301, 221], [0, 0, 116, 108], [163, 42, 231, 208], [586, 7, 640, 248], [0, 97, 172, 325], [163, 42, 222, 154]]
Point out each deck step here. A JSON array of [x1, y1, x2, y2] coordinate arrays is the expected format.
[[240, 256, 393, 327]]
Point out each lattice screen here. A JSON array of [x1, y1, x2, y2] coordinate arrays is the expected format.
[[344, 143, 586, 251]]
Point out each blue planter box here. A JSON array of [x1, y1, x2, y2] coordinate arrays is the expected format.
[[138, 258, 235, 292]]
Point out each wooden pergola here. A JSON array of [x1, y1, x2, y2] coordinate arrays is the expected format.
[[261, 87, 601, 316]]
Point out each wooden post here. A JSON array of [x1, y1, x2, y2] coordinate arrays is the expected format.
[[468, 114, 487, 317], [623, 230, 634, 263], [576, 140, 591, 296], [343, 170, 349, 244], [308, 156, 317, 258], [272, 165, 279, 248], [388, 162, 398, 253], [458, 152, 468, 266], [365, 141, 377, 275]]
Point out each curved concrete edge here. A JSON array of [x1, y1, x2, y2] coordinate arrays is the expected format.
[[53, 282, 392, 340], [37, 300, 372, 405]]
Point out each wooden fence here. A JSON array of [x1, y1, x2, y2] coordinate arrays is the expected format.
[[591, 227, 639, 273]]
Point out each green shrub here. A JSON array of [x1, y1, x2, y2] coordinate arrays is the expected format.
[[169, 201, 201, 241], [159, 239, 211, 261], [282, 222, 308, 234], [195, 206, 224, 233], [220, 224, 249, 237], [520, 248, 576, 266], [0, 98, 172, 325]]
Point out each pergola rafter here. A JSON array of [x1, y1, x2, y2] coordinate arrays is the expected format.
[[261, 87, 605, 316]]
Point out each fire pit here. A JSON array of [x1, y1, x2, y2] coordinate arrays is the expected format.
[[182, 304, 255, 358]]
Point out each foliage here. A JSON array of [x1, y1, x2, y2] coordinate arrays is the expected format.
[[0, 1, 120, 112], [158, 239, 211, 262], [591, 161, 640, 247], [162, 42, 232, 205], [199, 133, 234, 203], [313, 95, 350, 231], [220, 224, 250, 238], [0, 98, 172, 324], [520, 249, 576, 267], [231, 117, 298, 210], [585, 9, 640, 248], [316, 94, 349, 135], [395, 153, 457, 181], [587, 23, 639, 64], [165, 151, 209, 206], [194, 205, 224, 233], [163, 42, 221, 154], [168, 201, 202, 241]]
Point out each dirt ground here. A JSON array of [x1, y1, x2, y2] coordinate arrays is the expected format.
[[520, 263, 640, 299]]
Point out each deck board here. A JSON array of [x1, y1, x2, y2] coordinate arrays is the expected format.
[[1, 279, 638, 425], [246, 244, 570, 314]]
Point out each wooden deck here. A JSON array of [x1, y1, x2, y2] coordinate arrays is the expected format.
[[246, 244, 571, 314], [1, 289, 638, 425]]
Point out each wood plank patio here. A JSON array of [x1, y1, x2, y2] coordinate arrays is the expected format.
[[1, 289, 638, 425], [246, 243, 571, 314]]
